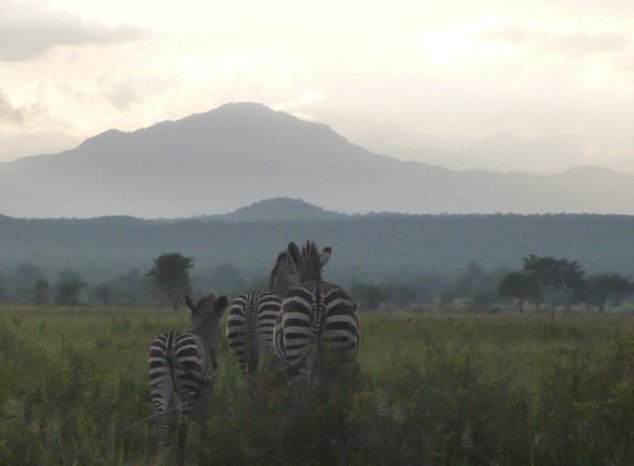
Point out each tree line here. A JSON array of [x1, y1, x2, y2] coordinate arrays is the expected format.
[[3, 213, 634, 284], [1, 252, 633, 314]]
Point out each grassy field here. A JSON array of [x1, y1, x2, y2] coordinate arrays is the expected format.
[[0, 307, 632, 465]]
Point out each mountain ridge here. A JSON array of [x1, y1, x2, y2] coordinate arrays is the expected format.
[[1, 102, 634, 218], [2, 208, 634, 285]]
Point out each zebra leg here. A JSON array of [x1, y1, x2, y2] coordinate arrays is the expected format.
[[176, 411, 189, 466], [196, 386, 211, 443], [153, 406, 168, 450], [176, 381, 198, 466], [191, 385, 210, 465], [150, 374, 173, 450]]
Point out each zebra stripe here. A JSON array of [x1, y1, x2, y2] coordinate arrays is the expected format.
[[274, 281, 359, 379], [226, 290, 282, 377]]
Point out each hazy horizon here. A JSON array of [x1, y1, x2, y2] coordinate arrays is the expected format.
[[2, 0, 634, 175]]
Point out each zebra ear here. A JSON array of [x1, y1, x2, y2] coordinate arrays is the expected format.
[[287, 242, 301, 265], [320, 247, 332, 267], [214, 295, 228, 317], [185, 295, 195, 313]]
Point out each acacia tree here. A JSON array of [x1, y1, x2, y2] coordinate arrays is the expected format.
[[522, 254, 585, 314], [498, 271, 540, 314], [581, 274, 634, 314], [147, 253, 194, 309]]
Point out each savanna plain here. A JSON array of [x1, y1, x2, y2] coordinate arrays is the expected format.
[[0, 307, 632, 466]]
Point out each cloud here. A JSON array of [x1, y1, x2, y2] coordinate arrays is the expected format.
[[97, 76, 142, 111], [0, 0, 145, 61], [0, 90, 24, 124], [478, 18, 633, 55]]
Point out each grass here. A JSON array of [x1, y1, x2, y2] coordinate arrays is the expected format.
[[0, 306, 632, 465]]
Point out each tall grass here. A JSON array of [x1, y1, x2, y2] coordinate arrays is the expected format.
[[0, 307, 632, 465]]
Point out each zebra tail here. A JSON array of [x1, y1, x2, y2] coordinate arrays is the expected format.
[[165, 341, 178, 395], [245, 338, 259, 376], [244, 306, 259, 376]]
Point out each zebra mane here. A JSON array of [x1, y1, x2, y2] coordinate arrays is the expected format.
[[300, 240, 325, 282], [198, 293, 216, 308], [269, 250, 296, 296], [269, 241, 331, 294], [186, 293, 228, 318], [186, 293, 215, 313], [302, 240, 319, 260]]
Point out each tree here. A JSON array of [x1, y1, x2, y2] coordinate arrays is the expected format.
[[498, 271, 540, 314], [581, 274, 634, 314], [452, 262, 485, 299], [11, 263, 44, 303], [147, 253, 194, 309], [55, 279, 87, 306], [91, 283, 112, 306], [522, 255, 585, 313], [12, 263, 43, 287], [351, 284, 384, 311]]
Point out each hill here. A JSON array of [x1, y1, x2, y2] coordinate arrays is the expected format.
[[2, 102, 634, 217], [1, 209, 634, 284], [198, 197, 345, 222]]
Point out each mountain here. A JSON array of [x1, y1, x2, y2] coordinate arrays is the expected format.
[[2, 102, 634, 218], [198, 197, 345, 222]]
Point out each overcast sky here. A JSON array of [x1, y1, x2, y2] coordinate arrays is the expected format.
[[1, 0, 634, 174]]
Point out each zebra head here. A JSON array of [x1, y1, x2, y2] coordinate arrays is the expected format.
[[269, 241, 331, 296], [185, 293, 228, 343], [295, 240, 331, 283]]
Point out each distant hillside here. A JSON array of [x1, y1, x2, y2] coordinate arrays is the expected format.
[[199, 197, 345, 222], [2, 102, 634, 217], [1, 211, 634, 285]]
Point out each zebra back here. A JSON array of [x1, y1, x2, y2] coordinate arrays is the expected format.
[[274, 280, 359, 379], [226, 290, 282, 377]]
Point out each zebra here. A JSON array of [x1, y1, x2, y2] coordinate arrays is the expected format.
[[273, 241, 360, 381], [225, 290, 282, 378], [225, 245, 301, 378], [148, 293, 228, 465]]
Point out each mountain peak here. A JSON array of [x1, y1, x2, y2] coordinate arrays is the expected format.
[[77, 128, 128, 150], [215, 101, 275, 114], [202, 197, 345, 222]]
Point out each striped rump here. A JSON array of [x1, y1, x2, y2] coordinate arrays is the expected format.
[[226, 290, 282, 377], [274, 280, 359, 379]]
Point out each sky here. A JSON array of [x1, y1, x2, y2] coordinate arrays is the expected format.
[[1, 0, 634, 174]]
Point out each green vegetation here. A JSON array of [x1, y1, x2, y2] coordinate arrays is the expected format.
[[3, 213, 634, 285], [0, 307, 632, 465]]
